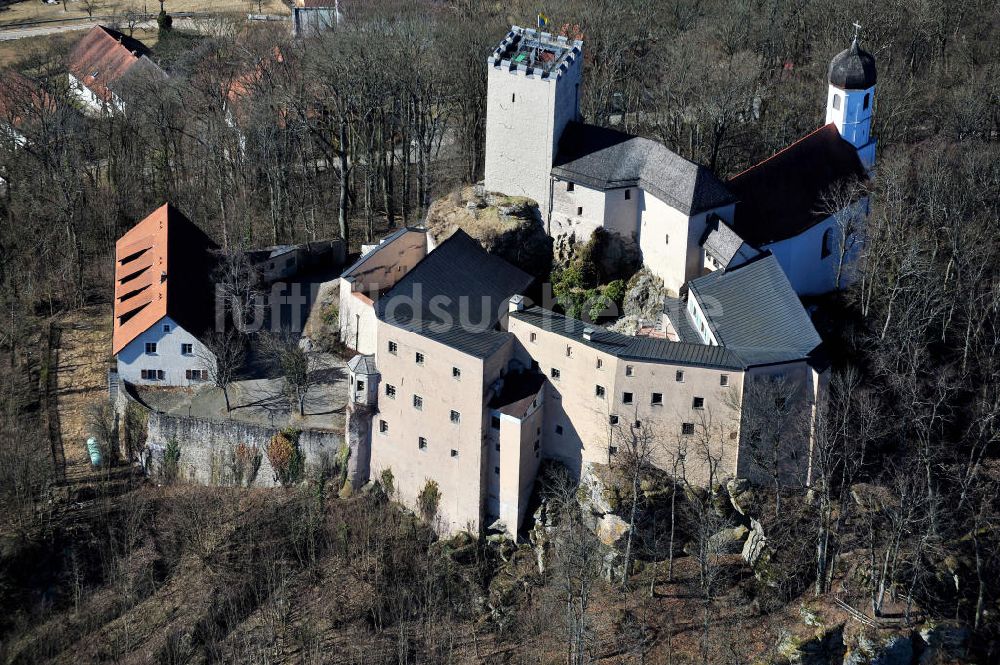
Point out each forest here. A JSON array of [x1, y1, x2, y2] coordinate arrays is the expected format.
[[0, 0, 998, 662]]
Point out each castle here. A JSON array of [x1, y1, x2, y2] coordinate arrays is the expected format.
[[344, 25, 879, 536]]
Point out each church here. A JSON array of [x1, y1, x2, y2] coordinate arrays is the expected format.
[[483, 26, 877, 296]]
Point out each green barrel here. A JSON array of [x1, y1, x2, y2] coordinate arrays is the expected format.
[[86, 437, 102, 467]]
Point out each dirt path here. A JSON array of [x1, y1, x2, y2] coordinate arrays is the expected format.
[[52, 304, 113, 485]]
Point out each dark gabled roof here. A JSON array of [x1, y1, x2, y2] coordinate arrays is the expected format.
[[488, 371, 546, 416], [700, 215, 760, 268], [727, 124, 867, 245], [376, 230, 532, 358], [687, 253, 822, 366], [511, 307, 746, 370], [552, 122, 737, 215], [663, 296, 701, 343], [829, 38, 877, 90]]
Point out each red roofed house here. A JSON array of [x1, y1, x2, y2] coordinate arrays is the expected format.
[[0, 71, 56, 149], [68, 25, 166, 114], [113, 203, 220, 386]]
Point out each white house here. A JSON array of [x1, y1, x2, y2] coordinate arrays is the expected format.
[[483, 25, 878, 297], [113, 203, 219, 386], [67, 26, 166, 115]]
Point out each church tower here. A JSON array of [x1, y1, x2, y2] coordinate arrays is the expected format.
[[483, 27, 583, 217], [825, 28, 877, 171]]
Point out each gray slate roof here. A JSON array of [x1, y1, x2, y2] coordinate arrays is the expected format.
[[700, 216, 759, 268], [376, 230, 533, 359], [687, 253, 822, 366], [662, 296, 701, 343], [552, 122, 737, 215], [829, 39, 877, 90], [347, 354, 377, 375], [511, 307, 746, 370]]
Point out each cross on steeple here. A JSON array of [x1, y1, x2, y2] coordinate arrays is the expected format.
[[852, 21, 862, 43]]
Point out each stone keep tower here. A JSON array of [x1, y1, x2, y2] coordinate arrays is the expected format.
[[484, 27, 584, 217], [825, 32, 877, 171], [345, 354, 377, 490]]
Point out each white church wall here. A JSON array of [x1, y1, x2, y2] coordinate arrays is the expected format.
[[762, 198, 866, 297]]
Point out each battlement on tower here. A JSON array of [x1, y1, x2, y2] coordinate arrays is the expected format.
[[487, 26, 583, 80]]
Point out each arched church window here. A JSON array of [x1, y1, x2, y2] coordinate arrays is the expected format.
[[863, 93, 870, 110], [832, 94, 841, 111], [821, 228, 834, 259]]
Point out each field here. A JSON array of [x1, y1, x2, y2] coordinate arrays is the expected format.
[[0, 0, 288, 27]]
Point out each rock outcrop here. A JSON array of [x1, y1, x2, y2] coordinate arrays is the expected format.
[[609, 268, 669, 334], [425, 186, 553, 279]]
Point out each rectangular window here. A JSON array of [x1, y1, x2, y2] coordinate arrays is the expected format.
[[356, 380, 365, 392], [494, 466, 500, 475], [163, 324, 171, 332], [609, 415, 619, 425], [555, 425, 563, 435], [682, 423, 695, 436], [551, 367, 561, 380], [609, 445, 618, 455], [450, 410, 461, 424], [576, 206, 583, 216], [533, 440, 539, 451], [566, 345, 573, 357], [530, 332, 537, 343], [665, 234, 670, 244], [185, 369, 207, 380], [418, 437, 427, 450], [595, 385, 605, 398], [388, 341, 398, 354], [623, 392, 633, 404], [693, 396, 705, 409], [145, 342, 157, 354], [512, 93, 516, 103], [385, 384, 396, 398], [676, 370, 685, 382], [652, 392, 663, 405], [181, 343, 193, 355], [596, 358, 603, 369], [413, 394, 423, 410], [720, 374, 729, 387], [624, 189, 631, 200], [567, 182, 574, 192], [450, 449, 459, 458], [625, 365, 634, 376], [379, 420, 388, 433], [452, 366, 461, 379], [491, 415, 501, 429], [415, 352, 424, 365]]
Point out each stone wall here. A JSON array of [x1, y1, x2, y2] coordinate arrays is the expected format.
[[145, 411, 345, 487]]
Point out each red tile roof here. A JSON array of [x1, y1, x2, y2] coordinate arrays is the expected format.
[[113, 203, 219, 355], [68, 26, 161, 103], [727, 124, 867, 245], [0, 71, 55, 130]]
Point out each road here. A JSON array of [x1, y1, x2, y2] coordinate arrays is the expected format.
[[0, 12, 222, 40]]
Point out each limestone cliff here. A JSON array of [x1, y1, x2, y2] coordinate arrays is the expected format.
[[425, 186, 553, 279]]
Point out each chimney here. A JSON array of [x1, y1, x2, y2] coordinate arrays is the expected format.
[[583, 327, 594, 341], [508, 294, 525, 313]]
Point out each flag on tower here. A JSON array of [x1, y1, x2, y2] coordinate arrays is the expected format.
[[537, 13, 549, 29]]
